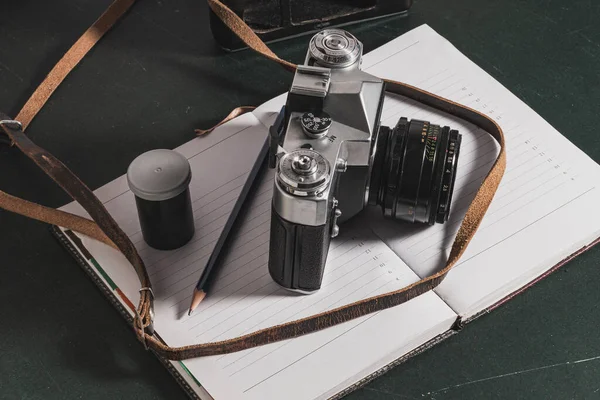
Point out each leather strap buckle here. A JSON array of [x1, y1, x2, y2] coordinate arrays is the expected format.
[[139, 287, 155, 336], [0, 119, 22, 146]]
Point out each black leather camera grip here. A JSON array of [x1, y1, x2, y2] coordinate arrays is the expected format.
[[269, 206, 331, 292]]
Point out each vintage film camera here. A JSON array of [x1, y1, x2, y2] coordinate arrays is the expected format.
[[268, 29, 462, 293], [210, 0, 413, 51]]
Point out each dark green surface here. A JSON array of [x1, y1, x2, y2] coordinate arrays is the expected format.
[[1, 0, 599, 399]]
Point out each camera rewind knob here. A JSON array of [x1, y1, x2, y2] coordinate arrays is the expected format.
[[309, 29, 362, 68]]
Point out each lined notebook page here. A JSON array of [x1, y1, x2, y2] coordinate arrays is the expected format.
[[181, 169, 457, 400], [359, 25, 600, 317]]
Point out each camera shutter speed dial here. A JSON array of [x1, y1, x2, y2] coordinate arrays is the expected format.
[[277, 149, 330, 196], [301, 111, 332, 138]]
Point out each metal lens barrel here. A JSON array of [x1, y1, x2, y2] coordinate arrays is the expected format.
[[369, 118, 462, 225]]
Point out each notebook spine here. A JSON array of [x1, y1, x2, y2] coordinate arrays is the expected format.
[[50, 225, 200, 400]]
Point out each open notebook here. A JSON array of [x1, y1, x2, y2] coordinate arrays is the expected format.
[[53, 25, 600, 399]]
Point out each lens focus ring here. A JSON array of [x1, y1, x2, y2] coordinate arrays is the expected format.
[[382, 118, 408, 218], [370, 118, 462, 225]]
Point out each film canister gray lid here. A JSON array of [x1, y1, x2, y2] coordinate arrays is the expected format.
[[127, 149, 192, 201]]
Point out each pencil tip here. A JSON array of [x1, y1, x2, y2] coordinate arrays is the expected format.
[[188, 289, 206, 316]]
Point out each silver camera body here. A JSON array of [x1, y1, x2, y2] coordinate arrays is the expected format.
[[268, 29, 462, 293], [269, 29, 385, 292]]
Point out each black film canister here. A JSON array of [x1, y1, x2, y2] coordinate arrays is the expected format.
[[127, 149, 195, 250]]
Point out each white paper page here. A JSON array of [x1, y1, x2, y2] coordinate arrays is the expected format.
[[253, 25, 600, 319], [60, 112, 268, 399], [172, 168, 457, 400], [360, 25, 600, 317]]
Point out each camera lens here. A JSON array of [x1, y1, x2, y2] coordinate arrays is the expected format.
[[368, 118, 462, 225]]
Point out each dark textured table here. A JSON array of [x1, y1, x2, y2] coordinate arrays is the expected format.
[[1, 1, 600, 399]]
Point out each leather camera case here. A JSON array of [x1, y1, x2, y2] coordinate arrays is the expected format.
[[210, 0, 413, 51]]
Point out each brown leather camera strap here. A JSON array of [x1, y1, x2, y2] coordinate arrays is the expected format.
[[0, 0, 505, 360]]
